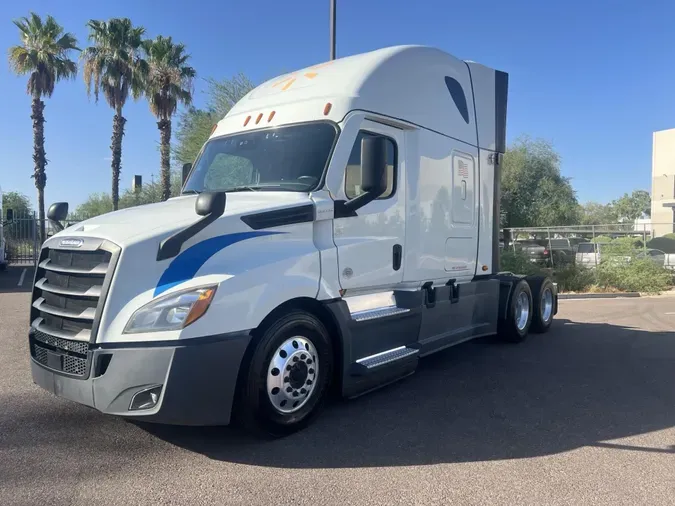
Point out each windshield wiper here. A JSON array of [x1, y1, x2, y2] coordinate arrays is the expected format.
[[226, 185, 261, 192]]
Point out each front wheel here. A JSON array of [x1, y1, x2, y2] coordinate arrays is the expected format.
[[235, 310, 333, 437]]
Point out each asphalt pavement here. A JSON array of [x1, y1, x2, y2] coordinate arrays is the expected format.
[[0, 287, 674, 505]]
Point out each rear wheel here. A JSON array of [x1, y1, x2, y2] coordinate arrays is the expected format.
[[498, 280, 533, 343], [235, 310, 333, 437], [529, 277, 555, 333]]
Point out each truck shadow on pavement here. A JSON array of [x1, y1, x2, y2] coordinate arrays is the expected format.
[[141, 318, 675, 467]]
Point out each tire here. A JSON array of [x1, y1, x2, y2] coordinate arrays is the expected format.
[[235, 310, 333, 437], [498, 279, 533, 343], [529, 276, 555, 334]]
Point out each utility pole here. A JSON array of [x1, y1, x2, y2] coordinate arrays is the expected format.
[[330, 0, 336, 60]]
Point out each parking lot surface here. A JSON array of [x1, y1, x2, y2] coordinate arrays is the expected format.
[[0, 284, 673, 505]]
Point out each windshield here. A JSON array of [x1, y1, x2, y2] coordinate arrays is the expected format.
[[183, 122, 337, 193]]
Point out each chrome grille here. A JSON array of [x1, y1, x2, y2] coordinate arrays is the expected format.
[[30, 238, 119, 378], [32, 342, 88, 376], [33, 328, 89, 355]]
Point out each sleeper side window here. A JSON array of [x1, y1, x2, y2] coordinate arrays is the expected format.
[[345, 131, 397, 199]]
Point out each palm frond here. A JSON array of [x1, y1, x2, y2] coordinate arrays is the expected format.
[[81, 18, 147, 109], [143, 35, 195, 120], [8, 13, 78, 98]]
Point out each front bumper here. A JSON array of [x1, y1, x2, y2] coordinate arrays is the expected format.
[[31, 331, 252, 426]]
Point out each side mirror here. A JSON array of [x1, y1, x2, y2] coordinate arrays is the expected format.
[[182, 163, 192, 186], [47, 202, 69, 222], [335, 136, 389, 218], [5, 208, 13, 223], [360, 136, 388, 197], [195, 191, 226, 217]]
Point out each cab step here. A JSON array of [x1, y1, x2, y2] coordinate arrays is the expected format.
[[356, 346, 419, 369]]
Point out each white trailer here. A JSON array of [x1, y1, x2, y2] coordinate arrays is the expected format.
[[28, 46, 557, 436]]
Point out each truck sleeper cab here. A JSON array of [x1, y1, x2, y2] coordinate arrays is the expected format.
[[28, 46, 557, 436]]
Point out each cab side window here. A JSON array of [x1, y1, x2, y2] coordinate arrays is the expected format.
[[345, 131, 397, 199]]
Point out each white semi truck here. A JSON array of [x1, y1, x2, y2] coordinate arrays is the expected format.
[[29, 46, 557, 436]]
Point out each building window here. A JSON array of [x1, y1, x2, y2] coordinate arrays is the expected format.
[[345, 131, 397, 200]]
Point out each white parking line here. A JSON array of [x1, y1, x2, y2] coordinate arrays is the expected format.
[[17, 268, 26, 287]]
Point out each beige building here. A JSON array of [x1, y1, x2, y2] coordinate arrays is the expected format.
[[651, 128, 675, 236]]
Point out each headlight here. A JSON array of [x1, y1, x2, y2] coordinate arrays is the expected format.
[[124, 285, 217, 334]]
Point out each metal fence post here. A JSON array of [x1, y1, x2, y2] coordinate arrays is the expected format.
[[33, 211, 38, 266], [547, 227, 554, 268]]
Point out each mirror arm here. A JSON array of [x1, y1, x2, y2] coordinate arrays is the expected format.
[[156, 191, 226, 261], [156, 214, 217, 261], [334, 191, 378, 218], [50, 220, 65, 233]]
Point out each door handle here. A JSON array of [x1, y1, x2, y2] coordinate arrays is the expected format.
[[393, 244, 402, 271]]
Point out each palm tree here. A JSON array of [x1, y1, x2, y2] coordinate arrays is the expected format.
[[8, 13, 78, 242], [81, 18, 146, 210], [143, 36, 196, 201]]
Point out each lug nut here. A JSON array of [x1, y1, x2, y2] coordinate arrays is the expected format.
[[293, 356, 299, 362], [293, 391, 299, 397], [307, 359, 312, 365], [286, 387, 293, 393], [306, 379, 313, 385], [284, 377, 290, 383], [300, 388, 307, 394], [309, 368, 315, 374]]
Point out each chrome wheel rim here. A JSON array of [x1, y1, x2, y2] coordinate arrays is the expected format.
[[515, 291, 530, 331], [541, 288, 553, 323], [267, 336, 318, 414]]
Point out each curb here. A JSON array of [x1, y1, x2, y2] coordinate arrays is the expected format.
[[559, 292, 640, 300]]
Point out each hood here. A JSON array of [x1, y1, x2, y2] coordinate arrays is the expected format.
[[55, 192, 314, 246]]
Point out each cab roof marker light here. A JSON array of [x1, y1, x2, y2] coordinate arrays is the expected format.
[[268, 111, 276, 122], [243, 115, 251, 126], [255, 113, 263, 124], [210, 124, 218, 135], [323, 103, 332, 116]]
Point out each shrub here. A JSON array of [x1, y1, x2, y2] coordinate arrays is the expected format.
[[663, 233, 675, 240], [595, 258, 673, 293], [553, 265, 595, 293], [592, 235, 613, 243], [500, 249, 545, 276], [647, 237, 675, 254]]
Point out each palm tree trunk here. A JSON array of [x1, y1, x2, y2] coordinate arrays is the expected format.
[[31, 97, 47, 244], [158, 119, 172, 201], [110, 107, 126, 211]]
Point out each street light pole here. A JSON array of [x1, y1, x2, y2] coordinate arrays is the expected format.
[[330, 0, 336, 60]]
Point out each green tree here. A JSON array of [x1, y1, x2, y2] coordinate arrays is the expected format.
[[501, 137, 580, 229], [142, 36, 196, 201], [612, 190, 651, 221], [74, 171, 182, 219], [2, 191, 32, 219], [81, 18, 147, 211], [579, 201, 617, 225], [174, 74, 255, 166], [8, 13, 78, 242]]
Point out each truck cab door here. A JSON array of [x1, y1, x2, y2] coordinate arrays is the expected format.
[[328, 119, 405, 291]]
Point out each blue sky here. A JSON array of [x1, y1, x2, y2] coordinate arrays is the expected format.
[[1, 0, 674, 210]]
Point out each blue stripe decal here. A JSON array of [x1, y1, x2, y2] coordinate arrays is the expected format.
[[154, 231, 283, 297]]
